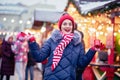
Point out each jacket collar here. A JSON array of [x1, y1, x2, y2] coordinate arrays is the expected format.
[[50, 29, 82, 45]]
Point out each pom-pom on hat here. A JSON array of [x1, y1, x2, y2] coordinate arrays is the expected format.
[[17, 32, 27, 41], [58, 14, 75, 30]]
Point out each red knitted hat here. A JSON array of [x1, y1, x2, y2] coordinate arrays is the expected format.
[[17, 32, 27, 41], [58, 14, 75, 30]]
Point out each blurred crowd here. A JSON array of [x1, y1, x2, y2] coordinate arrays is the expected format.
[[0, 32, 46, 80]]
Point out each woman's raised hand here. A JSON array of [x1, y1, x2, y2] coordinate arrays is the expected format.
[[27, 33, 36, 42]]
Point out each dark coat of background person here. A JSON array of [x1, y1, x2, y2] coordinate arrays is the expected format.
[[0, 38, 3, 58], [25, 51, 36, 80], [0, 39, 15, 75], [26, 51, 36, 67]]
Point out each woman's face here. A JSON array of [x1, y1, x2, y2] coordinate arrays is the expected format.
[[61, 19, 73, 34], [8, 36, 13, 43]]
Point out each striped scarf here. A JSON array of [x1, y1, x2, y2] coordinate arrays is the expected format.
[[51, 33, 74, 71]]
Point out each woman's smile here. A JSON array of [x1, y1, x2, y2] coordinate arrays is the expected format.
[[64, 28, 71, 32]]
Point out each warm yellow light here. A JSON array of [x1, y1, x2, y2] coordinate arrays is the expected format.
[[10, 32, 14, 35], [98, 26, 102, 30], [92, 20, 96, 24], [2, 32, 6, 35], [6, 32, 10, 35], [106, 27, 113, 31], [14, 32, 18, 35], [118, 30, 120, 33], [81, 27, 85, 31], [89, 28, 96, 33], [25, 29, 31, 34], [96, 32, 99, 37], [100, 32, 103, 35], [105, 33, 107, 36], [118, 39, 120, 45], [114, 33, 117, 36], [41, 27, 46, 33], [71, 8, 76, 12], [88, 13, 91, 16]]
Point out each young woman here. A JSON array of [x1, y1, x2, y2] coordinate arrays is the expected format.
[[0, 34, 15, 80], [12, 32, 29, 80], [28, 13, 101, 80]]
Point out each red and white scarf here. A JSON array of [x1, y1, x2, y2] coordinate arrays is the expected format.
[[51, 33, 74, 71]]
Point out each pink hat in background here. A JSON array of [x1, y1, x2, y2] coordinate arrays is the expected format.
[[16, 32, 27, 41]]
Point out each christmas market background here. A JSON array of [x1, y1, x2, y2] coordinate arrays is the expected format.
[[0, 0, 120, 80]]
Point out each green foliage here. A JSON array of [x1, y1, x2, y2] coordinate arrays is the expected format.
[[115, 33, 120, 54]]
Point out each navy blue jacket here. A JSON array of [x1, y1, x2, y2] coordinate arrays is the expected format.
[[29, 30, 96, 80]]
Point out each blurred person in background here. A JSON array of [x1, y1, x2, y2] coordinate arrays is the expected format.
[[25, 33, 36, 80], [28, 13, 102, 80], [12, 32, 29, 80], [25, 50, 36, 80], [0, 34, 15, 80], [0, 38, 3, 58], [0, 38, 3, 69]]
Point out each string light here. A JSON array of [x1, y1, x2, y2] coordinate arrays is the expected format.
[[11, 19, 15, 23], [118, 30, 120, 33], [100, 32, 104, 35], [118, 39, 120, 46], [106, 27, 113, 31], [27, 20, 31, 24], [41, 27, 46, 33], [2, 32, 6, 35], [98, 25, 103, 30], [19, 20, 23, 24], [3, 17, 6, 21], [114, 32, 117, 36], [92, 20, 96, 24]]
